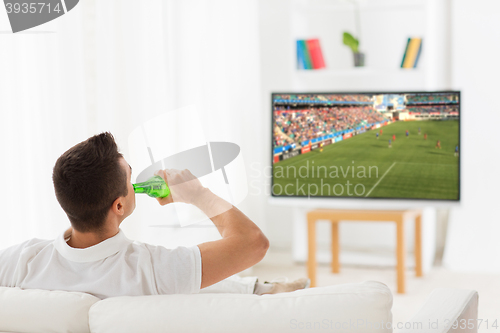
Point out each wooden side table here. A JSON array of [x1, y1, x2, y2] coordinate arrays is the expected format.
[[307, 209, 423, 294]]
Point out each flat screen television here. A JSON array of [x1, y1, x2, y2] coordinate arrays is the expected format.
[[271, 91, 460, 202]]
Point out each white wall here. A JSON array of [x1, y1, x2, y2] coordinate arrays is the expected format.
[[443, 0, 500, 272], [259, 0, 500, 273]]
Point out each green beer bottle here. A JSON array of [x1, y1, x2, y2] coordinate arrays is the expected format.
[[133, 175, 170, 198]]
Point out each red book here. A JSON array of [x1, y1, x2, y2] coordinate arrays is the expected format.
[[306, 39, 326, 69]]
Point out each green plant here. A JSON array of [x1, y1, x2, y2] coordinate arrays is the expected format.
[[343, 32, 359, 53]]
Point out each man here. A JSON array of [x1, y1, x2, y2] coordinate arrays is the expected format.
[[0, 132, 308, 299]]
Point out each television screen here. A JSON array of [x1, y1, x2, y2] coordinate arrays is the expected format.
[[272, 91, 460, 201]]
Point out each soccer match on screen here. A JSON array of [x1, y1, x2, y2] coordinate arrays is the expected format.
[[272, 92, 460, 200]]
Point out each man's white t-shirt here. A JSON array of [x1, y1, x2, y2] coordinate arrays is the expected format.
[[0, 229, 202, 299]]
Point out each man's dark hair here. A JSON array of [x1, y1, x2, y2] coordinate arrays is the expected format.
[[52, 132, 128, 232]]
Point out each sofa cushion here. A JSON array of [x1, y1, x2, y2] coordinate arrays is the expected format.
[[89, 281, 392, 333], [0, 287, 100, 333]]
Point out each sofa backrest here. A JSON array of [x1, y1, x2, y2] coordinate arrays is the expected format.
[[88, 281, 393, 333], [0, 281, 392, 333], [0, 287, 100, 333]]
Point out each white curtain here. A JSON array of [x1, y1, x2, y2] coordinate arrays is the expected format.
[[0, 0, 264, 249]]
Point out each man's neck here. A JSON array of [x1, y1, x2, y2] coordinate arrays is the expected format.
[[66, 227, 119, 249]]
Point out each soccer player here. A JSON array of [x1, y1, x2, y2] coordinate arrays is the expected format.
[[455, 145, 459, 157], [392, 134, 396, 141], [406, 130, 409, 138], [435, 140, 441, 149], [388, 139, 392, 148], [376, 133, 379, 139], [319, 141, 324, 153], [380, 129, 383, 135], [424, 133, 427, 140], [418, 127, 421, 135]]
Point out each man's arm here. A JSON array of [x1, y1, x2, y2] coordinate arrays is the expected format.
[[155, 169, 269, 289]]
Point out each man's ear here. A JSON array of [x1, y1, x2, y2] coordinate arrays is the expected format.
[[110, 197, 125, 216]]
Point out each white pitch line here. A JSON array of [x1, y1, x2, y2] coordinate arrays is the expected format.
[[284, 152, 316, 167], [396, 162, 456, 166], [365, 162, 397, 197]]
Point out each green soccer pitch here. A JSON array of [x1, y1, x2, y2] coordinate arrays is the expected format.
[[272, 120, 460, 200]]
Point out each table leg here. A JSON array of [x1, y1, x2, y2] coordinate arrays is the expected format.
[[308, 218, 317, 287], [415, 214, 423, 277], [396, 218, 406, 293], [331, 222, 340, 273]]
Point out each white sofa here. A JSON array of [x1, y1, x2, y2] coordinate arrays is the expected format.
[[0, 281, 477, 333]]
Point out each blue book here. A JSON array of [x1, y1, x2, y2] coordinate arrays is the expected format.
[[297, 40, 306, 69]]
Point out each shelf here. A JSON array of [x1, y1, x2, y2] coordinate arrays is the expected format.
[[291, 67, 426, 92], [293, 67, 424, 77]]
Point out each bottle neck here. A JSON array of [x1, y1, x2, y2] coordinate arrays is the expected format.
[[133, 184, 147, 194]]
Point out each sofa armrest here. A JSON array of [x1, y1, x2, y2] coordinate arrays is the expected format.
[[396, 288, 478, 333]]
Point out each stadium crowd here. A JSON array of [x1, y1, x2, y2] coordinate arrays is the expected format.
[[406, 93, 458, 104], [274, 94, 372, 103], [274, 106, 386, 148], [407, 105, 459, 113]]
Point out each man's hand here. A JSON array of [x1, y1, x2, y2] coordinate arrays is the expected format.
[[154, 169, 231, 218], [154, 169, 206, 206]]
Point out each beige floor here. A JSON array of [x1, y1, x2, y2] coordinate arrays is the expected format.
[[245, 249, 500, 333]]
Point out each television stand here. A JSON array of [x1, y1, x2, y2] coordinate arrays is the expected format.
[[307, 209, 423, 294]]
